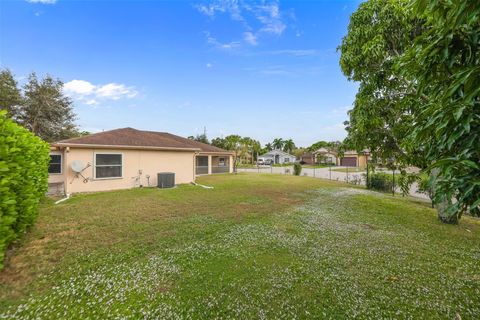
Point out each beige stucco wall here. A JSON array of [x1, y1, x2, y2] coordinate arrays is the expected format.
[[314, 152, 338, 165], [56, 148, 196, 194], [358, 155, 368, 168]]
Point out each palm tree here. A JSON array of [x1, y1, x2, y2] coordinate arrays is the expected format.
[[272, 138, 284, 150], [265, 143, 273, 151], [283, 139, 296, 154]]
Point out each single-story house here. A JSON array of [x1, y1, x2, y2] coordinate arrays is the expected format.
[[48, 127, 234, 194], [300, 152, 315, 165], [310, 148, 370, 167], [313, 148, 338, 165], [258, 149, 296, 165], [338, 150, 370, 167]]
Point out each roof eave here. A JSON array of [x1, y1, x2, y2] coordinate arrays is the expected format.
[[52, 143, 201, 152], [197, 151, 235, 155]]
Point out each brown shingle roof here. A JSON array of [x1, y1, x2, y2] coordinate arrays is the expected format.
[[54, 127, 231, 153]]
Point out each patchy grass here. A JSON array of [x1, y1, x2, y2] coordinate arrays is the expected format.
[[0, 174, 479, 319], [332, 167, 366, 173]]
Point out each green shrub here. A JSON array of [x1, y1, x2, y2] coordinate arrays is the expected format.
[[293, 163, 302, 176], [366, 172, 393, 193], [0, 111, 49, 268]]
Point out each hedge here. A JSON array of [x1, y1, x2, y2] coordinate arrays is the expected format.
[[0, 111, 49, 269]]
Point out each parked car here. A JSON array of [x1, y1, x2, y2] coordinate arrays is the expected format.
[[264, 159, 273, 165]]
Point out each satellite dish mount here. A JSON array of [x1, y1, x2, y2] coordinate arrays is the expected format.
[[70, 160, 91, 184]]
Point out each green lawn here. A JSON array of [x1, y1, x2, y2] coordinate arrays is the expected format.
[[1, 174, 479, 319], [236, 164, 257, 168], [301, 164, 331, 169]]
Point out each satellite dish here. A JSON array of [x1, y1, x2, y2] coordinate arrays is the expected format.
[[71, 160, 85, 173]]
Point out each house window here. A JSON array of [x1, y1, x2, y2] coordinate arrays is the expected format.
[[219, 157, 226, 166], [95, 153, 122, 179], [48, 154, 62, 174], [284, 158, 290, 163]]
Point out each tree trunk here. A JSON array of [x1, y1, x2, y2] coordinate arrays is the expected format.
[[431, 168, 459, 224]]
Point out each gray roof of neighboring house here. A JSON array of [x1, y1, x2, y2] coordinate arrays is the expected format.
[[259, 149, 296, 158]]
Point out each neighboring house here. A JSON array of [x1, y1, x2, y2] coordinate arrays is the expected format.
[[300, 152, 315, 165], [310, 148, 370, 167], [313, 148, 338, 165], [258, 149, 296, 165], [338, 150, 370, 167], [48, 127, 234, 194]]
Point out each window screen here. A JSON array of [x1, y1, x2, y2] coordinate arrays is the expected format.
[[48, 154, 62, 174], [95, 154, 122, 178]]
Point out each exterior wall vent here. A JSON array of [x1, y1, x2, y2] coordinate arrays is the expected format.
[[157, 172, 175, 188]]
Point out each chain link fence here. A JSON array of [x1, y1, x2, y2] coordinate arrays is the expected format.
[[236, 165, 428, 199]]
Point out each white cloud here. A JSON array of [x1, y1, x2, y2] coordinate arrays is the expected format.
[[85, 99, 99, 106], [259, 20, 286, 35], [197, 1, 290, 48], [196, 1, 243, 21], [205, 31, 240, 50], [267, 49, 319, 57], [96, 83, 137, 100], [63, 79, 137, 105], [206, 63, 213, 68], [254, 3, 286, 35], [26, 0, 57, 4], [64, 79, 96, 95], [243, 32, 258, 45]]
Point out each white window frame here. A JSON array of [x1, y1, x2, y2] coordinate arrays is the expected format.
[[49, 152, 62, 175], [284, 158, 290, 163], [94, 152, 123, 180]]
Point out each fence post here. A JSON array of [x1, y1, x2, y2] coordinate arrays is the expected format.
[[314, 166, 316, 178], [329, 166, 331, 180], [392, 168, 395, 196], [366, 162, 369, 188], [346, 166, 349, 183]]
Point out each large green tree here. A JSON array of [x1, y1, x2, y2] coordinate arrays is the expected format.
[[0, 69, 22, 119], [188, 133, 209, 144], [308, 140, 341, 152], [0, 69, 80, 142], [400, 0, 480, 222], [20, 73, 78, 142], [340, 0, 479, 223], [212, 135, 262, 166], [339, 0, 423, 165]]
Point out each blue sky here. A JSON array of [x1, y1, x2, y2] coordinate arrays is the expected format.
[[0, 0, 360, 147]]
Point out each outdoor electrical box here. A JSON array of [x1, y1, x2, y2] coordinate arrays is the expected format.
[[157, 172, 175, 188]]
